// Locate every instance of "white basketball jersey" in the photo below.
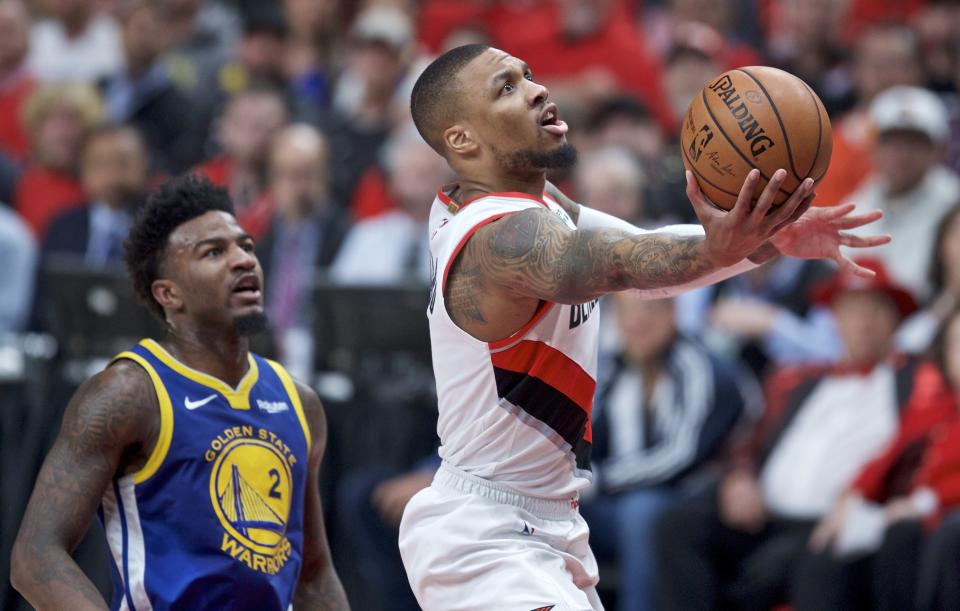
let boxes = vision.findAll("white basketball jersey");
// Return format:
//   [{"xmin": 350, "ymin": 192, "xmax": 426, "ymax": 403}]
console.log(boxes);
[{"xmin": 426, "ymin": 187, "xmax": 600, "ymax": 499}]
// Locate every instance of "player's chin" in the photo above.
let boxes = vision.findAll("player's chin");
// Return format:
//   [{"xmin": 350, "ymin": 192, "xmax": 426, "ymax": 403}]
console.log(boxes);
[{"xmin": 233, "ymin": 309, "xmax": 268, "ymax": 336}]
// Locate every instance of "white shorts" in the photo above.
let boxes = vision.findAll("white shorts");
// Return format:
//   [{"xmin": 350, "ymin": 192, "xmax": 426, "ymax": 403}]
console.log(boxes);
[{"xmin": 399, "ymin": 462, "xmax": 603, "ymax": 611}]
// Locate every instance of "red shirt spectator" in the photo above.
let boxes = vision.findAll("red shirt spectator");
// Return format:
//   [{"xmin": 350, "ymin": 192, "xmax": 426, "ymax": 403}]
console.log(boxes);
[
  {"xmin": 14, "ymin": 165, "xmax": 85, "ymax": 238},
  {"xmin": 0, "ymin": 70, "xmax": 35, "ymax": 161}
]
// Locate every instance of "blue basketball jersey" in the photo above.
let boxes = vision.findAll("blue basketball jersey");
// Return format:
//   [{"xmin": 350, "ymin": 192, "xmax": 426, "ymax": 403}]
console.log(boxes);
[{"xmin": 99, "ymin": 339, "xmax": 311, "ymax": 611}]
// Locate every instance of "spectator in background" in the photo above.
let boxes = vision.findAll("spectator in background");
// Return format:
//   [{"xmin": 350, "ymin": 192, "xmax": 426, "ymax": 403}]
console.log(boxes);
[
  {"xmin": 661, "ymin": 33, "xmax": 721, "ymax": 129},
  {"xmin": 193, "ymin": 86, "xmax": 288, "ymax": 237},
  {"xmin": 39, "ymin": 125, "xmax": 149, "ymax": 270},
  {"xmin": 0, "ymin": 0, "xmax": 36, "ymax": 162},
  {"xmin": 330, "ymin": 128, "xmax": 452, "ymax": 286},
  {"xmin": 321, "ymin": 6, "xmax": 417, "ymax": 207},
  {"xmin": 283, "ymin": 0, "xmax": 342, "ymax": 109},
  {"xmin": 899, "ymin": 205, "xmax": 960, "ymax": 354},
  {"xmin": 159, "ymin": 0, "xmax": 239, "ymax": 94},
  {"xmin": 0, "ymin": 205, "xmax": 35, "ymax": 333},
  {"xmin": 851, "ymin": 86, "xmax": 960, "ymax": 299},
  {"xmin": 103, "ymin": 0, "xmax": 203, "ymax": 174},
  {"xmin": 15, "ymin": 82, "xmax": 102, "ymax": 238},
  {"xmin": 764, "ymin": 0, "xmax": 853, "ymax": 116},
  {"xmin": 793, "ymin": 307, "xmax": 960, "ymax": 611},
  {"xmin": 257, "ymin": 124, "xmax": 350, "ymax": 378},
  {"xmin": 217, "ymin": 6, "xmax": 290, "ymax": 97},
  {"xmin": 654, "ymin": 259, "xmax": 917, "ymax": 611},
  {"xmin": 816, "ymin": 24, "xmax": 924, "ymax": 206},
  {"xmin": 680, "ymin": 256, "xmax": 837, "ymax": 377},
  {"xmin": 584, "ymin": 293, "xmax": 752, "ymax": 611},
  {"xmin": 492, "ymin": 0, "xmax": 672, "ymax": 130},
  {"xmin": 573, "ymin": 146, "xmax": 645, "ymax": 224},
  {"xmin": 28, "ymin": 0, "xmax": 122, "ymax": 83},
  {"xmin": 580, "ymin": 96, "xmax": 688, "ymax": 223}
]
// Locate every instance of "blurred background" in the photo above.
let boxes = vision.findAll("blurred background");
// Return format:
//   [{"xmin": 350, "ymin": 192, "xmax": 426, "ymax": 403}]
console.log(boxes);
[{"xmin": 3, "ymin": 0, "xmax": 960, "ymax": 610}]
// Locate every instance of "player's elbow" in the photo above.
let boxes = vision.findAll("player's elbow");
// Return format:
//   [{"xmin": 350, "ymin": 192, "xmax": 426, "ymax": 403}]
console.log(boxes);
[{"xmin": 10, "ymin": 535, "xmax": 36, "ymax": 596}]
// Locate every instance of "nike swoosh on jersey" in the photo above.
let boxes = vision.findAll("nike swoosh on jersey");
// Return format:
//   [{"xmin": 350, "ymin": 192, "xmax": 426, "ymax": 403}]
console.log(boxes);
[{"xmin": 184, "ymin": 394, "xmax": 218, "ymax": 410}]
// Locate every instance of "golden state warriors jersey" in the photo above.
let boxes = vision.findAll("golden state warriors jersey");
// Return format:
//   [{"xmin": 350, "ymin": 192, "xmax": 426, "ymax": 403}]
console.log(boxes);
[{"xmin": 99, "ymin": 339, "xmax": 311, "ymax": 611}]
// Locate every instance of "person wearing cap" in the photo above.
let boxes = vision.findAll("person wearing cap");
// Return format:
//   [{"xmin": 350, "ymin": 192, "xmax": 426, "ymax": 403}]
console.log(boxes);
[
  {"xmin": 654, "ymin": 258, "xmax": 920, "ymax": 611},
  {"xmin": 849, "ymin": 85, "xmax": 960, "ymax": 299},
  {"xmin": 793, "ymin": 306, "xmax": 960, "ymax": 611}
]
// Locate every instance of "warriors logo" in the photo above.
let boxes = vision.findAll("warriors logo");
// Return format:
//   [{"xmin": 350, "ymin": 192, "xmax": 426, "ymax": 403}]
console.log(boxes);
[{"xmin": 207, "ymin": 427, "xmax": 298, "ymax": 574}]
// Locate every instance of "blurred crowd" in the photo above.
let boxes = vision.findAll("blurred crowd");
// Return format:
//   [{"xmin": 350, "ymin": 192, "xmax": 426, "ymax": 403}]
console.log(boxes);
[{"xmin": 4, "ymin": 0, "xmax": 960, "ymax": 610}]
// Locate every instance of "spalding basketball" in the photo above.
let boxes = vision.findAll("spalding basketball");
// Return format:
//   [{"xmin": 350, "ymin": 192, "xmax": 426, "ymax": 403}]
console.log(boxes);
[{"xmin": 681, "ymin": 66, "xmax": 832, "ymax": 210}]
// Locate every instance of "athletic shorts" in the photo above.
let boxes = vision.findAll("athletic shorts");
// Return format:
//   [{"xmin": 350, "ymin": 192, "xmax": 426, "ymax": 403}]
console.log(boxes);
[{"xmin": 399, "ymin": 462, "xmax": 603, "ymax": 611}]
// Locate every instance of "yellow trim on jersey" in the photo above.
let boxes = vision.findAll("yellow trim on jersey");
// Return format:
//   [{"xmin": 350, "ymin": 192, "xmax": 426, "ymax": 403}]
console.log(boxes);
[
  {"xmin": 112, "ymin": 351, "xmax": 174, "ymax": 484},
  {"xmin": 266, "ymin": 359, "xmax": 312, "ymax": 451},
  {"xmin": 139, "ymin": 339, "xmax": 258, "ymax": 410}
]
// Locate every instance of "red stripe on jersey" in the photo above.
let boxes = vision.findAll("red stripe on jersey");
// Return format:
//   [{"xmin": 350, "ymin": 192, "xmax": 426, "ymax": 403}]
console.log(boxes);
[{"xmin": 490, "ymin": 340, "xmax": 595, "ymax": 441}]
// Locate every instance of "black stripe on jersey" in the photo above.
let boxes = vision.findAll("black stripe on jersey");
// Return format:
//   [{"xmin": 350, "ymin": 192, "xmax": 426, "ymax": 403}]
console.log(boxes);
[{"xmin": 493, "ymin": 368, "xmax": 592, "ymax": 471}]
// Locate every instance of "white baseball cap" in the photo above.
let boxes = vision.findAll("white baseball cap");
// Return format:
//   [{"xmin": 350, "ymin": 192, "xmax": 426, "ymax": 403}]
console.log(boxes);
[
  {"xmin": 869, "ymin": 86, "xmax": 950, "ymax": 143},
  {"xmin": 351, "ymin": 7, "xmax": 413, "ymax": 51}
]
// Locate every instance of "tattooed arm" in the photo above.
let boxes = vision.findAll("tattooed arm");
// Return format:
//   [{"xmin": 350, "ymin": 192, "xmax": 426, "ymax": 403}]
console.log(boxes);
[
  {"xmin": 293, "ymin": 382, "xmax": 350, "ymax": 611},
  {"xmin": 10, "ymin": 361, "xmax": 159, "ymax": 611}
]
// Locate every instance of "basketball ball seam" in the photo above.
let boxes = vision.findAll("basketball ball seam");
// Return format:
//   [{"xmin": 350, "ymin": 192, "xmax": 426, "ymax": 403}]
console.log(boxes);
[
  {"xmin": 680, "ymin": 139, "xmax": 743, "ymax": 203},
  {"xmin": 737, "ymin": 68, "xmax": 803, "ymax": 183},
  {"xmin": 798, "ymin": 81, "xmax": 824, "ymax": 179},
  {"xmin": 699, "ymin": 88, "xmax": 793, "ymax": 199}
]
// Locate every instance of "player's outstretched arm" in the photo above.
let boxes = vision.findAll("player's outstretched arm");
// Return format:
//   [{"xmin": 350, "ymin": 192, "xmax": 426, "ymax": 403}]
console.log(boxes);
[
  {"xmin": 472, "ymin": 168, "xmax": 813, "ymax": 305},
  {"xmin": 10, "ymin": 362, "xmax": 158, "ymax": 611},
  {"xmin": 292, "ymin": 381, "xmax": 350, "ymax": 611}
]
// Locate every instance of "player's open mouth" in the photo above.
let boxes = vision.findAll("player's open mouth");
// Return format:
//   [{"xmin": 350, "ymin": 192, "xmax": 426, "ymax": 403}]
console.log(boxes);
[
  {"xmin": 539, "ymin": 103, "xmax": 568, "ymax": 136},
  {"xmin": 232, "ymin": 275, "xmax": 262, "ymax": 301}
]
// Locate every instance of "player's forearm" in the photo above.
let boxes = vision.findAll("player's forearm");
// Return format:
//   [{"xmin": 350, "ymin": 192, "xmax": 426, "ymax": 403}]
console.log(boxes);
[
  {"xmin": 293, "ymin": 565, "xmax": 350, "ymax": 610},
  {"xmin": 10, "ymin": 547, "xmax": 108, "ymax": 611},
  {"xmin": 576, "ymin": 205, "xmax": 776, "ymax": 293}
]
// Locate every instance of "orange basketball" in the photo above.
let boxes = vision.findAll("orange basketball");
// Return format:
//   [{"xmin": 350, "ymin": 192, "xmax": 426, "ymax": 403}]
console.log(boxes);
[{"xmin": 680, "ymin": 66, "xmax": 832, "ymax": 210}]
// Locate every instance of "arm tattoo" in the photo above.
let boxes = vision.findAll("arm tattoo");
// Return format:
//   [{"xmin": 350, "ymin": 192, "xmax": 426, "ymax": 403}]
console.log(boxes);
[
  {"xmin": 475, "ymin": 208, "xmax": 719, "ymax": 304},
  {"xmin": 11, "ymin": 362, "xmax": 158, "ymax": 610}
]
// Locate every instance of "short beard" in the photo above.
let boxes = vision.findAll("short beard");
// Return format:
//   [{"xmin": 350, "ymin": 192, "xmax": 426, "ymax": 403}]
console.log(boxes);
[
  {"xmin": 499, "ymin": 142, "xmax": 578, "ymax": 173},
  {"xmin": 234, "ymin": 312, "xmax": 268, "ymax": 336}
]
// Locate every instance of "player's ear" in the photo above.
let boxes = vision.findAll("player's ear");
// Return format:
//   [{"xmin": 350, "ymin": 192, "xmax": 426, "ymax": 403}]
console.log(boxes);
[
  {"xmin": 152, "ymin": 279, "xmax": 183, "ymax": 313},
  {"xmin": 443, "ymin": 123, "xmax": 478, "ymax": 157}
]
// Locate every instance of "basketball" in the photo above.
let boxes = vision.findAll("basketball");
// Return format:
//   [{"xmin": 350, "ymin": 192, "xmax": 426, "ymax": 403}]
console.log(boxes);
[{"xmin": 680, "ymin": 66, "xmax": 832, "ymax": 210}]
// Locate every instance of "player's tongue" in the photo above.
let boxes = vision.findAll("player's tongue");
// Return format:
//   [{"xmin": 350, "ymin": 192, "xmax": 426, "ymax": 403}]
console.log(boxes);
[{"xmin": 541, "ymin": 120, "xmax": 568, "ymax": 136}]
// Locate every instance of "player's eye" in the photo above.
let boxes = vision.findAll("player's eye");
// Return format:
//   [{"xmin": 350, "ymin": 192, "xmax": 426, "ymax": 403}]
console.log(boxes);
[
  {"xmin": 524, "ymin": 72, "xmax": 533, "ymax": 81},
  {"xmin": 240, "ymin": 242, "xmax": 254, "ymax": 252},
  {"xmin": 205, "ymin": 247, "xmax": 222, "ymax": 258},
  {"xmin": 501, "ymin": 82, "xmax": 514, "ymax": 95}
]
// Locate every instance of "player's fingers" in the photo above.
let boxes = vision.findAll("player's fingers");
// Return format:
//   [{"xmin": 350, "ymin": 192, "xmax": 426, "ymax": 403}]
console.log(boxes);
[
  {"xmin": 834, "ymin": 210, "xmax": 884, "ymax": 230},
  {"xmin": 837, "ymin": 254, "xmax": 878, "ymax": 278},
  {"xmin": 767, "ymin": 177, "xmax": 813, "ymax": 229},
  {"xmin": 817, "ymin": 202, "xmax": 856, "ymax": 221},
  {"xmin": 686, "ymin": 170, "xmax": 724, "ymax": 220},
  {"xmin": 750, "ymin": 169, "xmax": 786, "ymax": 220},
  {"xmin": 839, "ymin": 232, "xmax": 892, "ymax": 248},
  {"xmin": 769, "ymin": 192, "xmax": 815, "ymax": 235},
  {"xmin": 729, "ymin": 169, "xmax": 762, "ymax": 221}
]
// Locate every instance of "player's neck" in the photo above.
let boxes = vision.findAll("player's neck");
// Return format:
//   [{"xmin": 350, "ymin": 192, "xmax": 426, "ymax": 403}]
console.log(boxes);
[
  {"xmin": 452, "ymin": 172, "xmax": 546, "ymax": 204},
  {"xmin": 162, "ymin": 324, "xmax": 251, "ymax": 388}
]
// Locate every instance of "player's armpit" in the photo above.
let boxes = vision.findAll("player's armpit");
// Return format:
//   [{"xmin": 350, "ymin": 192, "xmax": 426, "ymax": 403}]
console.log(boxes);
[
  {"xmin": 292, "ymin": 382, "xmax": 350, "ymax": 611},
  {"xmin": 470, "ymin": 207, "xmax": 720, "ymax": 305},
  {"xmin": 10, "ymin": 361, "xmax": 158, "ymax": 611}
]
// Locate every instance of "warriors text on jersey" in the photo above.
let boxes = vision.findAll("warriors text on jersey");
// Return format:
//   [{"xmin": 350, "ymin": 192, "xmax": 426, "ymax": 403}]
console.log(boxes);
[
  {"xmin": 99, "ymin": 339, "xmax": 311, "ymax": 610},
  {"xmin": 427, "ymin": 188, "xmax": 600, "ymax": 499}
]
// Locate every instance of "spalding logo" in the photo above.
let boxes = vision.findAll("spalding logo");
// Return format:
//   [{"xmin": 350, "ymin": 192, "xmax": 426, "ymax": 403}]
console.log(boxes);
[{"xmin": 708, "ymin": 75, "xmax": 776, "ymax": 158}]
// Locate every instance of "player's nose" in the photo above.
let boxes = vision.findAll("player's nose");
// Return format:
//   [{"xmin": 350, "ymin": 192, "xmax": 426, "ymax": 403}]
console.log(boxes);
[
  {"xmin": 230, "ymin": 244, "xmax": 257, "ymax": 270},
  {"xmin": 527, "ymin": 80, "xmax": 549, "ymax": 108}
]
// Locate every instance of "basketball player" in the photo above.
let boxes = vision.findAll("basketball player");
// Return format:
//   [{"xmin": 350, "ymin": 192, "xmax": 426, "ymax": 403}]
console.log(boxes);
[
  {"xmin": 11, "ymin": 177, "xmax": 349, "ymax": 611},
  {"xmin": 400, "ymin": 44, "xmax": 890, "ymax": 610}
]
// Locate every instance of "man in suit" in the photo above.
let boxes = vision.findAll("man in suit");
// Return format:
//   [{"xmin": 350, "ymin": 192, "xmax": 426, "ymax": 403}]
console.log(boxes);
[
  {"xmin": 40, "ymin": 124, "xmax": 149, "ymax": 267},
  {"xmin": 256, "ymin": 123, "xmax": 349, "ymax": 376}
]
